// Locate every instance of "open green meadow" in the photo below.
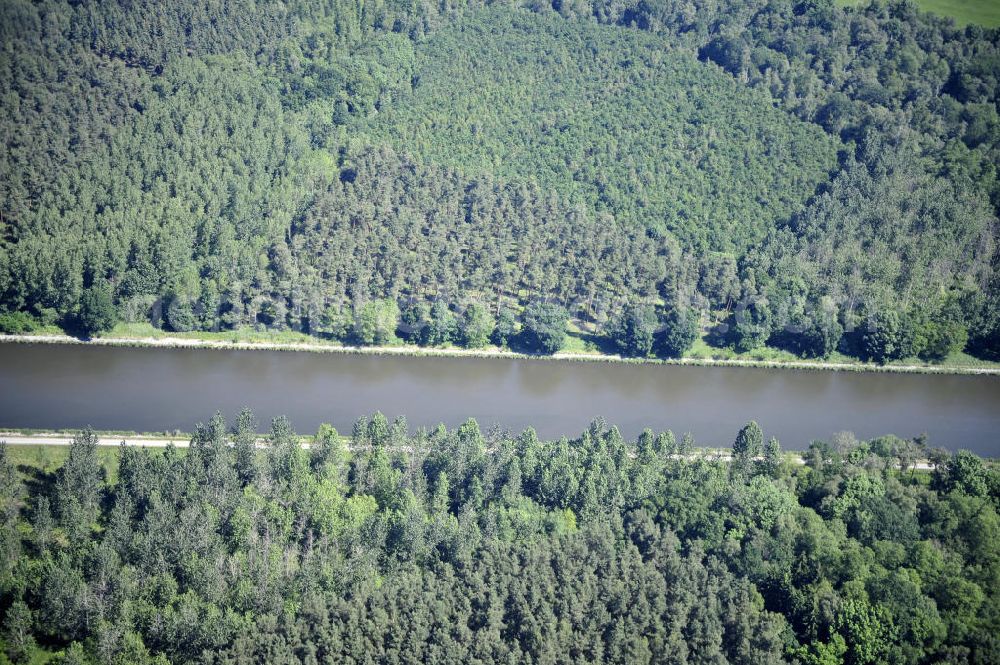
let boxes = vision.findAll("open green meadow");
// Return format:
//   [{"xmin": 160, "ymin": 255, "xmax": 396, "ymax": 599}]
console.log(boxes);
[{"xmin": 838, "ymin": 0, "xmax": 1000, "ymax": 27}]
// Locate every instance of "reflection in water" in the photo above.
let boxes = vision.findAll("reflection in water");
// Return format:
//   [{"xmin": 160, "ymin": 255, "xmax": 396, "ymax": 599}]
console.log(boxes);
[{"xmin": 0, "ymin": 343, "xmax": 998, "ymax": 454}]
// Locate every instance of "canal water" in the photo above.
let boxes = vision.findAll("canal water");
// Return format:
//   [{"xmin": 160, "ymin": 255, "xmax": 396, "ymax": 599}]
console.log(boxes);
[{"xmin": 1, "ymin": 343, "xmax": 998, "ymax": 454}]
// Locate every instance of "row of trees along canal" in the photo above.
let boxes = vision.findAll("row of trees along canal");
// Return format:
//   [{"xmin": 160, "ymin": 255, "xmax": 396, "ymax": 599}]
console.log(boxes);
[{"xmin": 13, "ymin": 289, "xmax": 972, "ymax": 366}]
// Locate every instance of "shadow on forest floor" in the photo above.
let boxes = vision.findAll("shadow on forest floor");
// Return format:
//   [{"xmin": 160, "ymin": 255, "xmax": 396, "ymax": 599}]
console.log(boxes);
[
  {"xmin": 18, "ymin": 464, "xmax": 57, "ymax": 507},
  {"xmin": 565, "ymin": 329, "xmax": 619, "ymax": 355}
]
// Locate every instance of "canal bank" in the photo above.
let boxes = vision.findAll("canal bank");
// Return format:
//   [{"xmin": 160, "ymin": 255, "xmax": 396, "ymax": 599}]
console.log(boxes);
[
  {"xmin": 1, "ymin": 341, "xmax": 998, "ymax": 455},
  {"xmin": 3, "ymin": 332, "xmax": 999, "ymax": 376}
]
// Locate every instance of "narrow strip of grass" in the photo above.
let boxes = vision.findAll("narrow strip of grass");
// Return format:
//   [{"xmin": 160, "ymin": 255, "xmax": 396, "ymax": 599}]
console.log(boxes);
[
  {"xmin": 5, "ymin": 444, "xmax": 126, "ymax": 483},
  {"xmin": 836, "ymin": 0, "xmax": 1000, "ymax": 27}
]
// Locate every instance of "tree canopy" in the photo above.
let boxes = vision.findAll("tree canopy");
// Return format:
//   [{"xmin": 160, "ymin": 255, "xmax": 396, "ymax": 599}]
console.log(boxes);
[
  {"xmin": 0, "ymin": 411, "xmax": 998, "ymax": 663},
  {"xmin": 0, "ymin": 0, "xmax": 997, "ymax": 363}
]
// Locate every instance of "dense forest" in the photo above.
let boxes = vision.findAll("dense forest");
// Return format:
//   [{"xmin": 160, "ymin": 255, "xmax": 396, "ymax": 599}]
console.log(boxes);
[
  {"xmin": 0, "ymin": 413, "xmax": 998, "ymax": 663},
  {"xmin": 1, "ymin": 0, "xmax": 999, "ymax": 362}
]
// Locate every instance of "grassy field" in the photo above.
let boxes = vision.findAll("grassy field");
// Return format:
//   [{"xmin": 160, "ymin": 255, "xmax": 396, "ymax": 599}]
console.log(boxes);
[
  {"xmin": 837, "ymin": 0, "xmax": 1000, "ymax": 27},
  {"xmin": 4, "ymin": 443, "xmax": 130, "ymax": 484},
  {"xmin": 0, "ymin": 644, "xmax": 58, "ymax": 664}
]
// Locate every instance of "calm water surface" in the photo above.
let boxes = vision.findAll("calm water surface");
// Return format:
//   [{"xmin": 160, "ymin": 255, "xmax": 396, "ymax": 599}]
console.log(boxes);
[{"xmin": 1, "ymin": 343, "xmax": 998, "ymax": 454}]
